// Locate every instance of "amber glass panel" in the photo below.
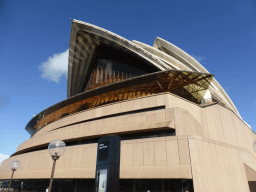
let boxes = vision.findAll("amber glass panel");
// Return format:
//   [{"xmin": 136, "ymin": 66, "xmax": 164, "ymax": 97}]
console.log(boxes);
[{"xmin": 85, "ymin": 59, "xmax": 150, "ymax": 91}]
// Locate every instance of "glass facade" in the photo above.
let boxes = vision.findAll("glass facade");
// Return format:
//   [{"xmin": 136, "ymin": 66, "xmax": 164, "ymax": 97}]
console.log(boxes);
[
  {"xmin": 84, "ymin": 44, "xmax": 159, "ymax": 92},
  {"xmin": 85, "ymin": 59, "xmax": 151, "ymax": 91},
  {"xmin": 1, "ymin": 179, "xmax": 194, "ymax": 192}
]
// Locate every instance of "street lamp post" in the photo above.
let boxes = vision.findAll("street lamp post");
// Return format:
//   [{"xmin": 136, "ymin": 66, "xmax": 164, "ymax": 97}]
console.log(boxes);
[
  {"xmin": 48, "ymin": 140, "xmax": 66, "ymax": 192},
  {"xmin": 9, "ymin": 160, "xmax": 21, "ymax": 190}
]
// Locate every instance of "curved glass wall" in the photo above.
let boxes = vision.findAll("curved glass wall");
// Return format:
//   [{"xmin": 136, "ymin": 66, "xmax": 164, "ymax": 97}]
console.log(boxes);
[
  {"xmin": 85, "ymin": 59, "xmax": 154, "ymax": 91},
  {"xmin": 84, "ymin": 44, "xmax": 160, "ymax": 92}
]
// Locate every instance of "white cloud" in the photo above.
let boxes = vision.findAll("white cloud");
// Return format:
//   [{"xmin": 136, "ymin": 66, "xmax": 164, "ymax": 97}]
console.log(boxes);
[
  {"xmin": 39, "ymin": 49, "xmax": 69, "ymax": 83},
  {"xmin": 0, "ymin": 153, "xmax": 9, "ymax": 165},
  {"xmin": 191, "ymin": 54, "xmax": 206, "ymax": 62}
]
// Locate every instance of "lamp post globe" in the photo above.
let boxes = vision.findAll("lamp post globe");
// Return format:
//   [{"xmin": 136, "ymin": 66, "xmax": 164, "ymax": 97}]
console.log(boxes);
[
  {"xmin": 48, "ymin": 140, "xmax": 66, "ymax": 192},
  {"xmin": 10, "ymin": 160, "xmax": 21, "ymax": 171},
  {"xmin": 48, "ymin": 139, "xmax": 66, "ymax": 157},
  {"xmin": 9, "ymin": 160, "xmax": 20, "ymax": 189}
]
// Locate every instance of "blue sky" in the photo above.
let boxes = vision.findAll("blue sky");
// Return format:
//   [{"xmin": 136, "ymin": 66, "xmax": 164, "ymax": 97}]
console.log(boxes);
[{"xmin": 1, "ymin": 0, "xmax": 256, "ymax": 164}]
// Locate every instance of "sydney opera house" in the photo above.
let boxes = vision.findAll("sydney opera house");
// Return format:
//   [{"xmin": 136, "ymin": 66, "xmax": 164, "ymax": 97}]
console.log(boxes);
[{"xmin": 1, "ymin": 19, "xmax": 256, "ymax": 192}]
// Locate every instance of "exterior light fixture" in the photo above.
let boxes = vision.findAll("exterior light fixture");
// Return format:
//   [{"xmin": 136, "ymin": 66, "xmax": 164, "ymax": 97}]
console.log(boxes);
[
  {"xmin": 48, "ymin": 140, "xmax": 66, "ymax": 192},
  {"xmin": 9, "ymin": 160, "xmax": 21, "ymax": 189}
]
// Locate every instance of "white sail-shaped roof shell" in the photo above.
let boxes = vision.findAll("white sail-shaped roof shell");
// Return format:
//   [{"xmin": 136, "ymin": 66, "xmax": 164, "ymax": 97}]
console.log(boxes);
[
  {"xmin": 68, "ymin": 19, "xmax": 241, "ymax": 120},
  {"xmin": 132, "ymin": 38, "xmax": 240, "ymax": 118}
]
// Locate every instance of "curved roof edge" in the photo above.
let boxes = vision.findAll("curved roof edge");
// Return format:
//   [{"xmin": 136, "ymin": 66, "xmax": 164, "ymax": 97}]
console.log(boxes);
[
  {"xmin": 132, "ymin": 40, "xmax": 191, "ymax": 71},
  {"xmin": 154, "ymin": 37, "xmax": 209, "ymax": 73},
  {"xmin": 68, "ymin": 19, "xmax": 171, "ymax": 97},
  {"xmin": 153, "ymin": 37, "xmax": 241, "ymax": 118}
]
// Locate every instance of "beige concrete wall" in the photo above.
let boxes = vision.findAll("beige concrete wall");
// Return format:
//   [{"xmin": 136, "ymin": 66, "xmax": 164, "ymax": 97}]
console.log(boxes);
[
  {"xmin": 189, "ymin": 137, "xmax": 251, "ymax": 192},
  {"xmin": 203, "ymin": 104, "xmax": 256, "ymax": 171},
  {"xmin": 17, "ymin": 93, "xmax": 203, "ymax": 153},
  {"xmin": 2, "ymin": 137, "xmax": 253, "ymax": 192},
  {"xmin": 17, "ymin": 93, "xmax": 168, "ymax": 151},
  {"xmin": 204, "ymin": 103, "xmax": 256, "ymax": 150},
  {"xmin": 16, "ymin": 110, "xmax": 175, "ymax": 152},
  {"xmin": 164, "ymin": 94, "xmax": 203, "ymax": 126},
  {"xmin": 1, "ymin": 93, "xmax": 256, "ymax": 192},
  {"xmin": 0, "ymin": 136, "xmax": 191, "ymax": 180}
]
